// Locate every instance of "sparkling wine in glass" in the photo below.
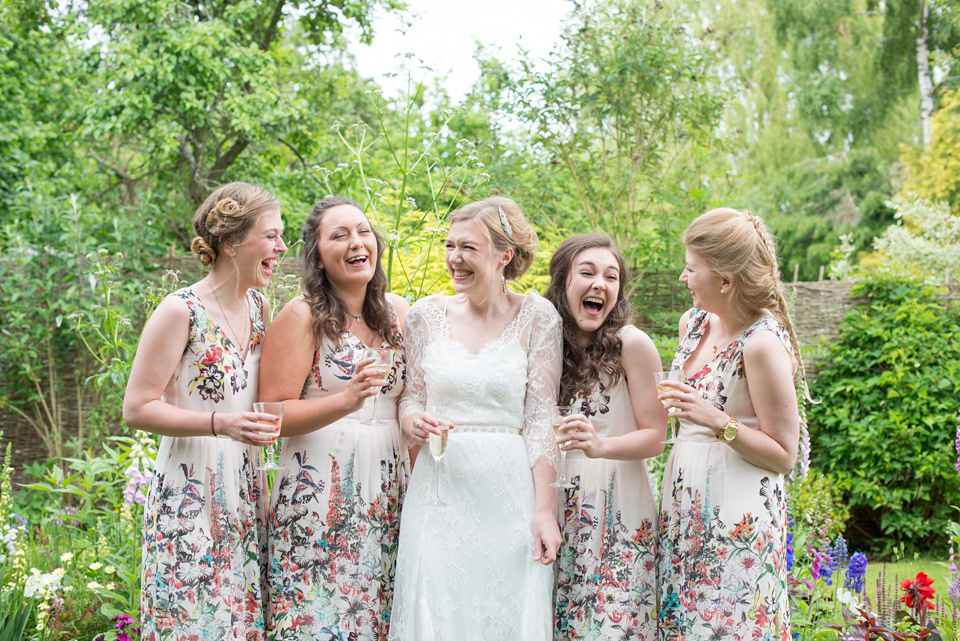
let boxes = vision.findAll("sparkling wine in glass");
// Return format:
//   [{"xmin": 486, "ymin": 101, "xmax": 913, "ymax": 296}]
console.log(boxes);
[
  {"xmin": 429, "ymin": 424, "xmax": 449, "ymax": 507},
  {"xmin": 253, "ymin": 401, "xmax": 283, "ymax": 471},
  {"xmin": 654, "ymin": 371, "xmax": 682, "ymax": 444},
  {"xmin": 550, "ymin": 405, "xmax": 575, "ymax": 489},
  {"xmin": 360, "ymin": 347, "xmax": 393, "ymax": 426}
]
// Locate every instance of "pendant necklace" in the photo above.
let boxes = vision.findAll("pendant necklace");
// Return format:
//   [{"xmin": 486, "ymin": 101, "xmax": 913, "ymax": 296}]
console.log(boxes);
[{"xmin": 209, "ymin": 278, "xmax": 249, "ymax": 348}]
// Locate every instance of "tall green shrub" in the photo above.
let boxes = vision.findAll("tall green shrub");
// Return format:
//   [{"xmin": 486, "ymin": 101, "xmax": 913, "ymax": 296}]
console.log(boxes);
[{"xmin": 809, "ymin": 277, "xmax": 960, "ymax": 555}]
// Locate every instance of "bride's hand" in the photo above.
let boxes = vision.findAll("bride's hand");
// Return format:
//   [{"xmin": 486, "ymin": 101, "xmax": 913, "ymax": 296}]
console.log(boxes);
[
  {"xmin": 532, "ymin": 510, "xmax": 560, "ymax": 565},
  {"xmin": 401, "ymin": 412, "xmax": 453, "ymax": 444}
]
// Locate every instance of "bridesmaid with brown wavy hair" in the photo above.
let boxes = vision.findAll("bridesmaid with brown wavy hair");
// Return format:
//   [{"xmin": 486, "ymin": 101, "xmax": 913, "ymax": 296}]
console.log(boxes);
[
  {"xmin": 124, "ymin": 182, "xmax": 287, "ymax": 640},
  {"xmin": 545, "ymin": 234, "xmax": 666, "ymax": 641},
  {"xmin": 261, "ymin": 197, "xmax": 409, "ymax": 640}
]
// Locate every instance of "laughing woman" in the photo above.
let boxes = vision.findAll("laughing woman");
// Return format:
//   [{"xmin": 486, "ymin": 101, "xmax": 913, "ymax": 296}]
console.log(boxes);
[
  {"xmin": 124, "ymin": 182, "xmax": 287, "ymax": 641},
  {"xmin": 389, "ymin": 197, "xmax": 562, "ymax": 641},
  {"xmin": 261, "ymin": 197, "xmax": 408, "ymax": 640},
  {"xmin": 545, "ymin": 234, "xmax": 667, "ymax": 641},
  {"xmin": 657, "ymin": 208, "xmax": 807, "ymax": 640}
]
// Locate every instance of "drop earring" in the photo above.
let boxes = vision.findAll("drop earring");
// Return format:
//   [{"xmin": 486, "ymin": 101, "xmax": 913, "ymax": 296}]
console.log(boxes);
[{"xmin": 501, "ymin": 270, "xmax": 507, "ymax": 294}]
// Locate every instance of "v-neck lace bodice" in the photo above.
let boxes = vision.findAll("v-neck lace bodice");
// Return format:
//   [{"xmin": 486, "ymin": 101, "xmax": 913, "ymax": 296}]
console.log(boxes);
[{"xmin": 399, "ymin": 292, "xmax": 562, "ymax": 468}]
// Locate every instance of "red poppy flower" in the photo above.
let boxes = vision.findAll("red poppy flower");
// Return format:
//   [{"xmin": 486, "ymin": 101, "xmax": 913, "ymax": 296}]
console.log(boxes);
[{"xmin": 900, "ymin": 572, "xmax": 936, "ymax": 611}]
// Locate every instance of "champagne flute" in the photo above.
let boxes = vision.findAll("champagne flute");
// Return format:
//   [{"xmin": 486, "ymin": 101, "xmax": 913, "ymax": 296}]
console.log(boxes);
[
  {"xmin": 360, "ymin": 347, "xmax": 393, "ymax": 426},
  {"xmin": 428, "ymin": 423, "xmax": 450, "ymax": 507},
  {"xmin": 550, "ymin": 405, "xmax": 575, "ymax": 489},
  {"xmin": 253, "ymin": 401, "xmax": 283, "ymax": 471},
  {"xmin": 654, "ymin": 371, "xmax": 682, "ymax": 444}
]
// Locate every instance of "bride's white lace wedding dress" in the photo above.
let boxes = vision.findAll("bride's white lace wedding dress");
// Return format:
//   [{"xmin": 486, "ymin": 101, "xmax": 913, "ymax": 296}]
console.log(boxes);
[{"xmin": 388, "ymin": 292, "xmax": 562, "ymax": 641}]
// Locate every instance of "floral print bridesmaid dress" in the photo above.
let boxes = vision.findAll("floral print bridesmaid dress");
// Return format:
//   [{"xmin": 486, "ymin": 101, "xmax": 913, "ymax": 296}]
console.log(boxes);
[
  {"xmin": 555, "ymin": 335, "xmax": 658, "ymax": 641},
  {"xmin": 267, "ymin": 302, "xmax": 406, "ymax": 641},
  {"xmin": 658, "ymin": 309, "xmax": 793, "ymax": 641},
  {"xmin": 141, "ymin": 287, "xmax": 269, "ymax": 641}
]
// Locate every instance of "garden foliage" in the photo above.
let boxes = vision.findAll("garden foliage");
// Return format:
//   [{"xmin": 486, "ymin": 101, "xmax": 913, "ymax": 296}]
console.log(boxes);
[{"xmin": 808, "ymin": 277, "xmax": 960, "ymax": 555}]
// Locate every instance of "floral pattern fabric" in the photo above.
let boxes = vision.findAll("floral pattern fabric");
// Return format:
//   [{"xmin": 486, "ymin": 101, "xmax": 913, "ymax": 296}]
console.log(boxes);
[
  {"xmin": 555, "ymin": 330, "xmax": 658, "ymax": 641},
  {"xmin": 267, "ymin": 302, "xmax": 407, "ymax": 641},
  {"xmin": 141, "ymin": 287, "xmax": 269, "ymax": 641},
  {"xmin": 658, "ymin": 309, "xmax": 793, "ymax": 641}
]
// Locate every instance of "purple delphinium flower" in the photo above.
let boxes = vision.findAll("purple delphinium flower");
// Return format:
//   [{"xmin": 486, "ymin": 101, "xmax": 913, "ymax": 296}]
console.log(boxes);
[
  {"xmin": 845, "ymin": 551, "xmax": 868, "ymax": 593},
  {"xmin": 787, "ymin": 515, "xmax": 794, "ymax": 572},
  {"xmin": 949, "ymin": 576, "xmax": 960, "ymax": 602},
  {"xmin": 831, "ymin": 536, "xmax": 849, "ymax": 568},
  {"xmin": 821, "ymin": 552, "xmax": 835, "ymax": 586},
  {"xmin": 955, "ymin": 409, "xmax": 960, "ymax": 473}
]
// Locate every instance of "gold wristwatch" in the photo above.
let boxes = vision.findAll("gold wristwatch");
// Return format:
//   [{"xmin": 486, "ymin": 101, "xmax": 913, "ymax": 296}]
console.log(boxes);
[{"xmin": 717, "ymin": 416, "xmax": 739, "ymax": 444}]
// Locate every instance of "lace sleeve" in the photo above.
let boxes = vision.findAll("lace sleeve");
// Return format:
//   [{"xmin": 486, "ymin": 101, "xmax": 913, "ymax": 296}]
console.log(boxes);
[
  {"xmin": 398, "ymin": 301, "xmax": 429, "ymax": 423},
  {"xmin": 522, "ymin": 296, "xmax": 562, "ymax": 470}
]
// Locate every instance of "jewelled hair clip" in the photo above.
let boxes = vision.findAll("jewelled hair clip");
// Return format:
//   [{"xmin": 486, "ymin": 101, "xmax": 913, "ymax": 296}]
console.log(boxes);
[{"xmin": 498, "ymin": 206, "xmax": 514, "ymax": 240}]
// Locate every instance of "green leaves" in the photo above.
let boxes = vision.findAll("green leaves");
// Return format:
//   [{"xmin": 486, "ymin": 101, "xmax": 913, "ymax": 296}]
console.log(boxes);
[{"xmin": 808, "ymin": 276, "xmax": 960, "ymax": 555}]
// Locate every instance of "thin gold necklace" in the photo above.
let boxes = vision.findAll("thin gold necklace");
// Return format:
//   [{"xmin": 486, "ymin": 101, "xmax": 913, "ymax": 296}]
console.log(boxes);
[{"xmin": 208, "ymin": 279, "xmax": 249, "ymax": 348}]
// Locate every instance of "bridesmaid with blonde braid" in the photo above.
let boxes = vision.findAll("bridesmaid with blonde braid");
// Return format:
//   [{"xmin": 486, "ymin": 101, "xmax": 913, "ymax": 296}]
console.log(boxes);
[{"xmin": 657, "ymin": 208, "xmax": 810, "ymax": 640}]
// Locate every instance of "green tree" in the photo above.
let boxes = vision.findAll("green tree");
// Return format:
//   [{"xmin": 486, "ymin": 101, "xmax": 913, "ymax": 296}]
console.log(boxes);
[
  {"xmin": 72, "ymin": 0, "xmax": 403, "ymax": 211},
  {"xmin": 501, "ymin": 0, "xmax": 727, "ymax": 271}
]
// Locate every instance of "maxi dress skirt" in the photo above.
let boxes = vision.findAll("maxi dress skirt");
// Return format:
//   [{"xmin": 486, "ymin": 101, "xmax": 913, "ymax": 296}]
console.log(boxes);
[
  {"xmin": 658, "ymin": 310, "xmax": 793, "ymax": 641},
  {"xmin": 555, "ymin": 349, "xmax": 658, "ymax": 640},
  {"xmin": 388, "ymin": 292, "xmax": 563, "ymax": 641},
  {"xmin": 267, "ymin": 312, "xmax": 407, "ymax": 641}
]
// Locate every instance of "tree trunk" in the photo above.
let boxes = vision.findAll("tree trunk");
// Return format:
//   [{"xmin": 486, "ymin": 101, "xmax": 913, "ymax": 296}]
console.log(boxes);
[{"xmin": 917, "ymin": 0, "xmax": 935, "ymax": 148}]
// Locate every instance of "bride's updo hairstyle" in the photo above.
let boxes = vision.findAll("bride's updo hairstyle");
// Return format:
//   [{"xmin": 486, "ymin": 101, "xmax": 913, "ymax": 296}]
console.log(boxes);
[
  {"xmin": 448, "ymin": 196, "xmax": 538, "ymax": 280},
  {"xmin": 683, "ymin": 207, "xmax": 811, "ymax": 399},
  {"xmin": 190, "ymin": 182, "xmax": 280, "ymax": 267}
]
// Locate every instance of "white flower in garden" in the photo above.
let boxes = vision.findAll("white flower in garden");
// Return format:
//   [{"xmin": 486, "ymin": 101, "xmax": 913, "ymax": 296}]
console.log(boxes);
[
  {"xmin": 104, "ymin": 566, "xmax": 116, "ymax": 574},
  {"xmin": 64, "ymin": 585, "xmax": 74, "ymax": 592},
  {"xmin": 1, "ymin": 524, "xmax": 20, "ymax": 555},
  {"xmin": 106, "ymin": 582, "xmax": 116, "ymax": 590},
  {"xmin": 23, "ymin": 567, "xmax": 65, "ymax": 600},
  {"xmin": 59, "ymin": 552, "xmax": 74, "ymax": 563},
  {"xmin": 837, "ymin": 588, "xmax": 865, "ymax": 612},
  {"xmin": 89, "ymin": 562, "xmax": 102, "ymax": 571},
  {"xmin": 87, "ymin": 580, "xmax": 103, "ymax": 590}
]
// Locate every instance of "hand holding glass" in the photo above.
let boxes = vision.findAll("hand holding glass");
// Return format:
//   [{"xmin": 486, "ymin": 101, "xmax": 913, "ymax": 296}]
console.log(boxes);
[
  {"xmin": 550, "ymin": 406, "xmax": 575, "ymax": 489},
  {"xmin": 360, "ymin": 347, "xmax": 393, "ymax": 426},
  {"xmin": 253, "ymin": 401, "xmax": 283, "ymax": 471},
  {"xmin": 654, "ymin": 371, "xmax": 682, "ymax": 444}
]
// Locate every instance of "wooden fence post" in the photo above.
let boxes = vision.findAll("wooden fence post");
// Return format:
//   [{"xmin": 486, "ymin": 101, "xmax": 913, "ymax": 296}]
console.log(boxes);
[
  {"xmin": 792, "ymin": 264, "xmax": 799, "ymax": 283},
  {"xmin": 948, "ymin": 267, "xmax": 954, "ymax": 286},
  {"xmin": 818, "ymin": 266, "xmax": 824, "ymax": 282}
]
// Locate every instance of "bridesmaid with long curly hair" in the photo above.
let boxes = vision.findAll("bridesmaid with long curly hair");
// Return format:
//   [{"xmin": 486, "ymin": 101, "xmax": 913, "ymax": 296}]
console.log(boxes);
[
  {"xmin": 261, "ymin": 197, "xmax": 408, "ymax": 640},
  {"xmin": 545, "ymin": 234, "xmax": 666, "ymax": 641}
]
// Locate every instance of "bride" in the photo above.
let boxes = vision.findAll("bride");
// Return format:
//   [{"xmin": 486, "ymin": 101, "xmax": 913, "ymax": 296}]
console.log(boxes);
[{"xmin": 388, "ymin": 197, "xmax": 562, "ymax": 641}]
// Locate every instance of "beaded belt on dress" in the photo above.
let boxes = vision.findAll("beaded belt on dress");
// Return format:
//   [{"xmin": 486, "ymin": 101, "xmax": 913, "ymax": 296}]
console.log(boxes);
[{"xmin": 452, "ymin": 424, "xmax": 522, "ymax": 436}]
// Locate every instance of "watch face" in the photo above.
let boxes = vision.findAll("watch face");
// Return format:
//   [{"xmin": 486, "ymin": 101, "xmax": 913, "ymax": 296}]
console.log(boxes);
[{"xmin": 722, "ymin": 425, "xmax": 737, "ymax": 442}]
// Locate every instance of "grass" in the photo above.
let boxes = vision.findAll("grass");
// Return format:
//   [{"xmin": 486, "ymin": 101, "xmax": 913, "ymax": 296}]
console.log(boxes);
[
  {"xmin": 864, "ymin": 558, "xmax": 951, "ymax": 596},
  {"xmin": 859, "ymin": 557, "xmax": 955, "ymax": 619}
]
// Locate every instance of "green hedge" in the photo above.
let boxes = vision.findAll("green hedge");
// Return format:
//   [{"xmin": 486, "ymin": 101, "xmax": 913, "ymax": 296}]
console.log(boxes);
[{"xmin": 808, "ymin": 277, "xmax": 960, "ymax": 556}]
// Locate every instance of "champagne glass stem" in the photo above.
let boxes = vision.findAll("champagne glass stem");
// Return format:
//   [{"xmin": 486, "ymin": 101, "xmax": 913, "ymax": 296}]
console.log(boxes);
[
  {"xmin": 371, "ymin": 394, "xmax": 379, "ymax": 423},
  {"xmin": 558, "ymin": 450, "xmax": 568, "ymax": 484},
  {"xmin": 434, "ymin": 460, "xmax": 441, "ymax": 504}
]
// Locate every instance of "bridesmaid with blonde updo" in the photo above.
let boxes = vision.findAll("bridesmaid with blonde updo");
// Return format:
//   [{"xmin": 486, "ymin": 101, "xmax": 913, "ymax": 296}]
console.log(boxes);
[{"xmin": 124, "ymin": 182, "xmax": 287, "ymax": 641}]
